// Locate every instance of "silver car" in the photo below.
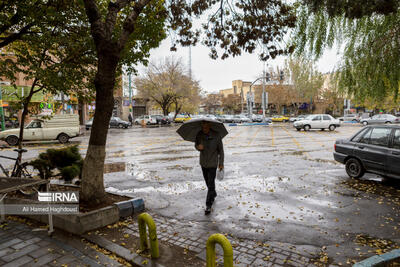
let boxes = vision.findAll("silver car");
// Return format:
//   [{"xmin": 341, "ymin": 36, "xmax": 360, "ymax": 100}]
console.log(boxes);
[{"xmin": 360, "ymin": 114, "xmax": 400, "ymax": 126}]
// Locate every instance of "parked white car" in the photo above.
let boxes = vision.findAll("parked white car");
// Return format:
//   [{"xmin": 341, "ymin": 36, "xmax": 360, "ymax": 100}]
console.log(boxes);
[
  {"xmin": 293, "ymin": 114, "xmax": 341, "ymax": 131},
  {"xmin": 234, "ymin": 114, "xmax": 251, "ymax": 123},
  {"xmin": 134, "ymin": 115, "xmax": 157, "ymax": 125},
  {"xmin": 0, "ymin": 114, "xmax": 80, "ymax": 146}
]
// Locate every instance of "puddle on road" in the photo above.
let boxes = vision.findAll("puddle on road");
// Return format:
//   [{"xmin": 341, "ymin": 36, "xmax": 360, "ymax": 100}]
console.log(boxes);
[
  {"xmin": 104, "ymin": 162, "xmax": 126, "ymax": 173},
  {"xmin": 166, "ymin": 165, "xmax": 193, "ymax": 171},
  {"xmin": 126, "ymin": 162, "xmax": 154, "ymax": 181},
  {"xmin": 140, "ymin": 155, "xmax": 196, "ymax": 164},
  {"xmin": 141, "ymin": 149, "xmax": 193, "ymax": 155}
]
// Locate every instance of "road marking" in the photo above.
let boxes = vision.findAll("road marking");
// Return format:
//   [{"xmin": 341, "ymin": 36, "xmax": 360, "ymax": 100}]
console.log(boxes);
[
  {"xmin": 248, "ymin": 127, "xmax": 262, "ymax": 145},
  {"xmin": 225, "ymin": 128, "xmax": 246, "ymax": 145},
  {"xmin": 270, "ymin": 126, "xmax": 275, "ymax": 146},
  {"xmin": 280, "ymin": 126, "xmax": 311, "ymax": 159},
  {"xmin": 301, "ymin": 131, "xmax": 325, "ymax": 147}
]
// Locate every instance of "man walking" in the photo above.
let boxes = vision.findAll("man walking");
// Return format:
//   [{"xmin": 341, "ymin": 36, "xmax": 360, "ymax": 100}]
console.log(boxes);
[
  {"xmin": 128, "ymin": 113, "xmax": 133, "ymax": 125},
  {"xmin": 195, "ymin": 121, "xmax": 224, "ymax": 215}
]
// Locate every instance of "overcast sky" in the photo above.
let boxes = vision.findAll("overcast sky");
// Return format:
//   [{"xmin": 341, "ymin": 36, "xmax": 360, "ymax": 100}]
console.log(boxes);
[{"xmin": 135, "ymin": 38, "xmax": 342, "ymax": 94}]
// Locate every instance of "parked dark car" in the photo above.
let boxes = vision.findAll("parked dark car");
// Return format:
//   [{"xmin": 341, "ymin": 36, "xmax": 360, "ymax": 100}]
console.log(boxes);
[
  {"xmin": 153, "ymin": 115, "xmax": 171, "ymax": 125},
  {"xmin": 86, "ymin": 116, "xmax": 131, "ymax": 130},
  {"xmin": 85, "ymin": 118, "xmax": 93, "ymax": 130},
  {"xmin": 109, "ymin": 117, "xmax": 131, "ymax": 128},
  {"xmin": 334, "ymin": 125, "xmax": 400, "ymax": 180}
]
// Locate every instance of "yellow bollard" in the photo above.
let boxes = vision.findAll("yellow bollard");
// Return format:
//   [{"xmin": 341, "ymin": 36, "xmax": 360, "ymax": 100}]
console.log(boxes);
[
  {"xmin": 138, "ymin": 213, "xmax": 159, "ymax": 258},
  {"xmin": 206, "ymin": 234, "xmax": 233, "ymax": 267}
]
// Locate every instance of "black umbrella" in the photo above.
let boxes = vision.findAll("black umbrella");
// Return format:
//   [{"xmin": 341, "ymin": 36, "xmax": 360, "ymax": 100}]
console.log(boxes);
[{"xmin": 176, "ymin": 118, "xmax": 228, "ymax": 142}]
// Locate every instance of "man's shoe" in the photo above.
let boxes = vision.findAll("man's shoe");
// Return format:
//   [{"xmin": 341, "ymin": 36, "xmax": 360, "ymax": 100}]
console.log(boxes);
[{"xmin": 205, "ymin": 206, "xmax": 211, "ymax": 215}]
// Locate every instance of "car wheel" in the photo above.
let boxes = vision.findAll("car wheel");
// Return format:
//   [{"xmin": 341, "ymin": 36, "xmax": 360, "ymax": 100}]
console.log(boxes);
[
  {"xmin": 329, "ymin": 125, "xmax": 336, "ymax": 131},
  {"xmin": 385, "ymin": 121, "xmax": 391, "ymax": 124},
  {"xmin": 345, "ymin": 158, "xmax": 365, "ymax": 178},
  {"xmin": 321, "ymin": 128, "xmax": 325, "ymax": 131},
  {"xmin": 118, "ymin": 123, "xmax": 124, "ymax": 128},
  {"xmin": 296, "ymin": 128, "xmax": 301, "ymax": 131},
  {"xmin": 5, "ymin": 135, "xmax": 18, "ymax": 146},
  {"xmin": 57, "ymin": 133, "xmax": 69, "ymax": 144},
  {"xmin": 362, "ymin": 121, "xmax": 368, "ymax": 126},
  {"xmin": 86, "ymin": 127, "xmax": 89, "ymax": 130},
  {"xmin": 304, "ymin": 125, "xmax": 311, "ymax": 131},
  {"xmin": 134, "ymin": 121, "xmax": 139, "ymax": 125}
]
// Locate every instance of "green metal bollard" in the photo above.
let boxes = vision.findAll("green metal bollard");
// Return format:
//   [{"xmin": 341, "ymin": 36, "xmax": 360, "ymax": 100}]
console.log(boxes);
[
  {"xmin": 138, "ymin": 213, "xmax": 159, "ymax": 258},
  {"xmin": 206, "ymin": 233, "xmax": 233, "ymax": 267}
]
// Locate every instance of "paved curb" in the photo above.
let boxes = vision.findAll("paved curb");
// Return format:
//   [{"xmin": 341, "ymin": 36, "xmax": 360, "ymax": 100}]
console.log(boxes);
[
  {"xmin": 115, "ymin": 198, "xmax": 145, "ymax": 218},
  {"xmin": 83, "ymin": 233, "xmax": 165, "ymax": 267},
  {"xmin": 4, "ymin": 197, "xmax": 144, "ymax": 234},
  {"xmin": 228, "ymin": 122, "xmax": 269, "ymax": 126},
  {"xmin": 353, "ymin": 249, "xmax": 400, "ymax": 267}
]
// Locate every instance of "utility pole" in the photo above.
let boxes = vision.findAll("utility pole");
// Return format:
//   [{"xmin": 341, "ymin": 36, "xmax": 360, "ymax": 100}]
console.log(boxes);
[
  {"xmin": 189, "ymin": 45, "xmax": 192, "ymax": 79},
  {"xmin": 61, "ymin": 92, "xmax": 65, "ymax": 114},
  {"xmin": 0, "ymin": 84, "xmax": 5, "ymax": 131},
  {"xmin": 128, "ymin": 72, "xmax": 132, "ymax": 113},
  {"xmin": 262, "ymin": 62, "xmax": 266, "ymax": 121}
]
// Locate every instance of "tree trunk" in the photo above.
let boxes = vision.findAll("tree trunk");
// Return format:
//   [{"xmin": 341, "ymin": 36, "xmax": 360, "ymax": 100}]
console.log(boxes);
[
  {"xmin": 81, "ymin": 53, "xmax": 118, "ymax": 203},
  {"xmin": 161, "ymin": 102, "xmax": 169, "ymax": 116},
  {"xmin": 173, "ymin": 100, "xmax": 182, "ymax": 120},
  {"xmin": 17, "ymin": 83, "xmax": 37, "ymax": 162}
]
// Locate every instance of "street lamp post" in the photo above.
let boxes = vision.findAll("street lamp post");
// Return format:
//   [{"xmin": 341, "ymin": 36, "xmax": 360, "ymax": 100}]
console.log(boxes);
[{"xmin": 249, "ymin": 77, "xmax": 267, "ymax": 121}]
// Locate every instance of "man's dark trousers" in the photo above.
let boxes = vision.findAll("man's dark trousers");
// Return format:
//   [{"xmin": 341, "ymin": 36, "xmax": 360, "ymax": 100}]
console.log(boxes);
[{"xmin": 201, "ymin": 167, "xmax": 217, "ymax": 207}]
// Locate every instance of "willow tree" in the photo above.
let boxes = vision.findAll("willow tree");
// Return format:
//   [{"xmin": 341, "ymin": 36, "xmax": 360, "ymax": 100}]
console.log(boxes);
[{"xmin": 292, "ymin": 1, "xmax": 400, "ymax": 103}]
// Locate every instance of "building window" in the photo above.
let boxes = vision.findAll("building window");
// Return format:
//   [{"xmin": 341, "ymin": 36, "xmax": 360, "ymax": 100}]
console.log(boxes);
[{"xmin": 233, "ymin": 86, "xmax": 237, "ymax": 94}]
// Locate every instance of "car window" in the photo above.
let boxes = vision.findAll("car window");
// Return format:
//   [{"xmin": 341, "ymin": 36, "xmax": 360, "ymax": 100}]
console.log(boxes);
[
  {"xmin": 27, "ymin": 121, "xmax": 42, "ymax": 128},
  {"xmin": 312, "ymin": 116, "xmax": 321, "ymax": 121},
  {"xmin": 359, "ymin": 128, "xmax": 372, "ymax": 144},
  {"xmin": 323, "ymin": 115, "xmax": 331, "ymax": 121},
  {"xmin": 393, "ymin": 130, "xmax": 400, "ymax": 149},
  {"xmin": 351, "ymin": 128, "xmax": 369, "ymax": 142},
  {"xmin": 372, "ymin": 115, "xmax": 379, "ymax": 119},
  {"xmin": 369, "ymin": 128, "xmax": 391, "ymax": 147}
]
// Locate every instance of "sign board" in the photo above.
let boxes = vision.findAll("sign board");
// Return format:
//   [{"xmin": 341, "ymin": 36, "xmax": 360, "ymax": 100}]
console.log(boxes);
[
  {"xmin": 40, "ymin": 103, "xmax": 53, "ymax": 109},
  {"xmin": 40, "ymin": 109, "xmax": 53, "ymax": 115}
]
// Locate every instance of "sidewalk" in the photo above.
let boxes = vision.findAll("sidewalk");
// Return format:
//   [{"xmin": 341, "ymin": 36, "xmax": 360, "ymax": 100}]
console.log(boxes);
[
  {"xmin": 0, "ymin": 218, "xmax": 123, "ymax": 267},
  {"xmin": 93, "ymin": 212, "xmax": 323, "ymax": 267}
]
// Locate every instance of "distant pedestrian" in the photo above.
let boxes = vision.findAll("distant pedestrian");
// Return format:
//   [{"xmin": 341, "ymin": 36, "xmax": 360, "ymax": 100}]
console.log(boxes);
[
  {"xmin": 195, "ymin": 121, "xmax": 224, "ymax": 215},
  {"xmin": 128, "ymin": 113, "xmax": 133, "ymax": 124}
]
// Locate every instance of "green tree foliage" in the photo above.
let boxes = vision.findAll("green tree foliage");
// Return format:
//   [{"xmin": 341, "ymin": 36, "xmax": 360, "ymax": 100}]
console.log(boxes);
[
  {"xmin": 0, "ymin": 1, "xmax": 85, "ymax": 49},
  {"xmin": 0, "ymin": 2, "xmax": 95, "ymax": 151},
  {"xmin": 293, "ymin": 1, "xmax": 400, "ymax": 103},
  {"xmin": 30, "ymin": 145, "xmax": 83, "ymax": 182}
]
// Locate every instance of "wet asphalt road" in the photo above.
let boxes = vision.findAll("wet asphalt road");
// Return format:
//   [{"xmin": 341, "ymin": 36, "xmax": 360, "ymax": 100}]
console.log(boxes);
[{"xmin": 1, "ymin": 123, "xmax": 400, "ymax": 264}]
